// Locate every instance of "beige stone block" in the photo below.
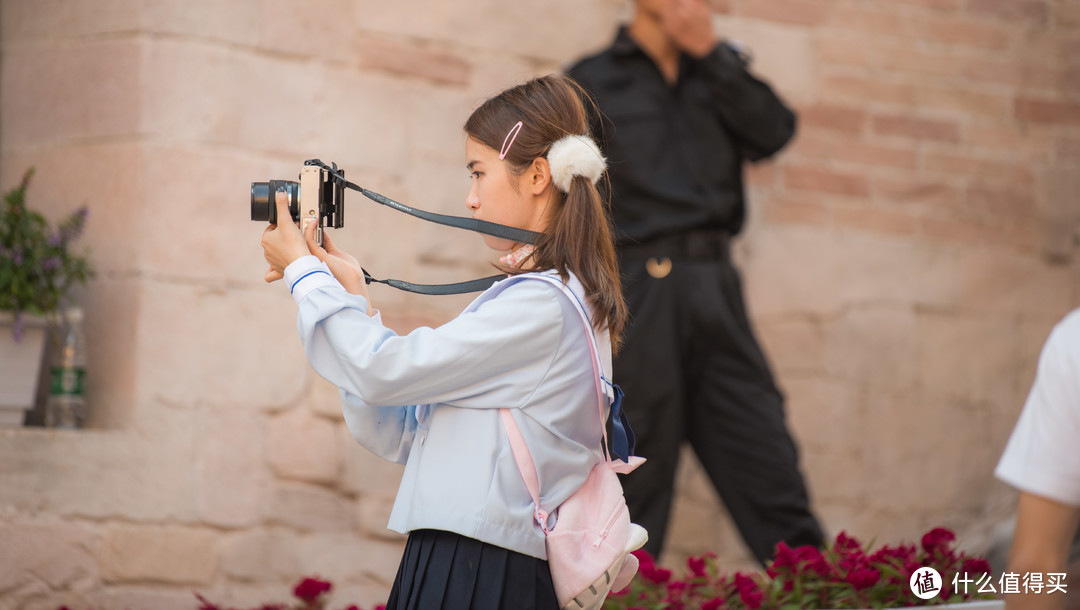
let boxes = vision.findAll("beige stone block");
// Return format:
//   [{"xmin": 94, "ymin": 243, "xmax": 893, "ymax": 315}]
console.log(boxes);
[
  {"xmin": 137, "ymin": 146, "xmax": 297, "ymax": 283},
  {"xmin": 100, "ymin": 524, "xmax": 218, "ymax": 584},
  {"xmin": 258, "ymin": 0, "xmax": 356, "ymax": 62},
  {"xmin": 861, "ymin": 391, "xmax": 995, "ymax": 515},
  {"xmin": 823, "ymin": 306, "xmax": 919, "ymax": 393},
  {"xmin": 197, "ymin": 409, "xmax": 267, "ymax": 527},
  {"xmin": 51, "ymin": 588, "xmax": 198, "ymax": 610},
  {"xmin": 0, "ymin": 0, "xmax": 142, "ymax": 42},
  {"xmin": 784, "ymin": 377, "xmax": 861, "ymax": 454},
  {"xmin": 299, "ymin": 533, "xmax": 404, "ymax": 586},
  {"xmin": 1036, "ymin": 166, "xmax": 1080, "ymax": 263},
  {"xmin": 0, "ymin": 421, "xmax": 198, "ymax": 522},
  {"xmin": 220, "ymin": 530, "xmax": 301, "ymax": 582},
  {"xmin": 916, "ymin": 312, "xmax": 1017, "ymax": 407},
  {"xmin": 353, "ymin": 36, "xmax": 471, "ymax": 86},
  {"xmin": 133, "ymin": 282, "xmax": 308, "ymax": 410},
  {"xmin": 740, "ymin": 228, "xmax": 928, "ymax": 318},
  {"xmin": 266, "ymin": 408, "xmax": 339, "ymax": 484},
  {"xmin": 338, "ymin": 423, "xmax": 406, "ymax": 497},
  {"xmin": 310, "ymin": 374, "xmax": 343, "ymax": 420},
  {"xmin": 0, "ymin": 522, "xmax": 98, "ymax": 592},
  {"xmin": 142, "ymin": 0, "xmax": 260, "ymax": 46},
  {"xmin": 318, "ymin": 67, "xmax": 415, "ymax": 175},
  {"xmin": 713, "ymin": 17, "xmax": 817, "ymax": 102},
  {"xmin": 756, "ymin": 318, "xmax": 828, "ymax": 375},
  {"xmin": 736, "ymin": 226, "xmax": 844, "ymax": 317},
  {"xmin": 0, "ymin": 39, "xmax": 142, "ymax": 149},
  {"xmin": 915, "ymin": 247, "xmax": 1075, "ymax": 317},
  {"xmin": 356, "ymin": 495, "xmax": 407, "ymax": 541},
  {"xmin": 140, "ymin": 40, "xmax": 324, "ymax": 156},
  {"xmin": 266, "ymin": 482, "xmax": 355, "ymax": 532},
  {"xmin": 352, "ymin": 0, "xmax": 621, "ymax": 64},
  {"xmin": 800, "ymin": 445, "xmax": 866, "ymax": 505}
]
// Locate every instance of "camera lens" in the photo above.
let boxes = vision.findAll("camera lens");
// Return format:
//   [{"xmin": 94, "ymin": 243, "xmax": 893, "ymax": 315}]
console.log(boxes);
[
  {"xmin": 250, "ymin": 180, "xmax": 299, "ymax": 224},
  {"xmin": 251, "ymin": 182, "xmax": 272, "ymax": 221}
]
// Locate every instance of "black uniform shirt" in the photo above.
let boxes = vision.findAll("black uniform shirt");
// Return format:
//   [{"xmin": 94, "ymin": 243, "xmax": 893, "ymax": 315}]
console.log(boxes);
[{"xmin": 567, "ymin": 28, "xmax": 797, "ymax": 244}]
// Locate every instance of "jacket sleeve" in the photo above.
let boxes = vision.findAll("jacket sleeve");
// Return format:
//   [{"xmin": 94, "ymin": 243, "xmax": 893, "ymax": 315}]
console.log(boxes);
[
  {"xmin": 694, "ymin": 43, "xmax": 797, "ymax": 161},
  {"xmin": 283, "ymin": 256, "xmax": 566, "ymax": 410}
]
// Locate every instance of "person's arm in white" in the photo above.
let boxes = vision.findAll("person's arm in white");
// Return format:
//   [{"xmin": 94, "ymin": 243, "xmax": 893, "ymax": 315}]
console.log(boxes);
[
  {"xmin": 996, "ymin": 312, "xmax": 1080, "ymax": 610},
  {"xmin": 1005, "ymin": 492, "xmax": 1079, "ymax": 610}
]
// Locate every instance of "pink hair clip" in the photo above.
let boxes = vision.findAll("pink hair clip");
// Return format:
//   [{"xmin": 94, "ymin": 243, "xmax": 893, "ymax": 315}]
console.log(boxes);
[{"xmin": 499, "ymin": 121, "xmax": 524, "ymax": 160}]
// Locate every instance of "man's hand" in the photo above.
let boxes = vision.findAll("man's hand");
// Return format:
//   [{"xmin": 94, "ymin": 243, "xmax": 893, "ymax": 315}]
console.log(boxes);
[{"xmin": 661, "ymin": 0, "xmax": 719, "ymax": 58}]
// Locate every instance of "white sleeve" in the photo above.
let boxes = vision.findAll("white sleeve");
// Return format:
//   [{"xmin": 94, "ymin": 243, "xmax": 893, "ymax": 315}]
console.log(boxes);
[
  {"xmin": 283, "ymin": 256, "xmax": 566, "ymax": 410},
  {"xmin": 995, "ymin": 312, "xmax": 1080, "ymax": 507}
]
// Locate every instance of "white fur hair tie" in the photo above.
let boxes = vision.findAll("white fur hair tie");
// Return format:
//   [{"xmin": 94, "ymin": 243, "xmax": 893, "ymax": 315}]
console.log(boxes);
[{"xmin": 547, "ymin": 134, "xmax": 606, "ymax": 193}]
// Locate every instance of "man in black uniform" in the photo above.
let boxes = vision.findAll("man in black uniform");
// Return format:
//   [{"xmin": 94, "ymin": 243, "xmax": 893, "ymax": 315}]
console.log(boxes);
[{"xmin": 568, "ymin": 0, "xmax": 825, "ymax": 563}]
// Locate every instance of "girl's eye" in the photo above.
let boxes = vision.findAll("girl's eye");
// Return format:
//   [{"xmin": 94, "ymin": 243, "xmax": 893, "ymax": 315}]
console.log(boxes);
[{"xmin": 470, "ymin": 171, "xmax": 482, "ymax": 179}]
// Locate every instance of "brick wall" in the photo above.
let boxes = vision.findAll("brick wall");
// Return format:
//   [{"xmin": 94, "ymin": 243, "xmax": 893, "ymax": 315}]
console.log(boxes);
[{"xmin": 0, "ymin": 0, "xmax": 1077, "ymax": 608}]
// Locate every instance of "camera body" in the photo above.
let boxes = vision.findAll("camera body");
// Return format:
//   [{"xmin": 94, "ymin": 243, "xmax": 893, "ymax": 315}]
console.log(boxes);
[{"xmin": 250, "ymin": 164, "xmax": 345, "ymax": 245}]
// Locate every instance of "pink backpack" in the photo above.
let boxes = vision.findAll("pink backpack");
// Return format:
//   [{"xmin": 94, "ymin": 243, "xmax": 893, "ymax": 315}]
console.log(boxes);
[{"xmin": 499, "ymin": 275, "xmax": 648, "ymax": 610}]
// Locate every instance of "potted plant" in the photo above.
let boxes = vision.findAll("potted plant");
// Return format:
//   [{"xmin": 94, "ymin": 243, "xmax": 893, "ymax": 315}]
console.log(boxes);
[
  {"xmin": 604, "ymin": 527, "xmax": 1003, "ymax": 609},
  {"xmin": 0, "ymin": 168, "xmax": 93, "ymax": 425}
]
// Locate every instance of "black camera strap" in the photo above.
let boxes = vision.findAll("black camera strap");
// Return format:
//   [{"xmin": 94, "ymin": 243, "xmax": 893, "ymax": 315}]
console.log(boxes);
[
  {"xmin": 362, "ymin": 270, "xmax": 505, "ymax": 296},
  {"xmin": 304, "ymin": 159, "xmax": 539, "ymax": 296},
  {"xmin": 305, "ymin": 159, "xmax": 540, "ymax": 246}
]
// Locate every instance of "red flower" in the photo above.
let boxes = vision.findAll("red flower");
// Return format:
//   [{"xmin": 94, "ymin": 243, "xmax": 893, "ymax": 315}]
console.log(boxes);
[
  {"xmin": 688, "ymin": 555, "xmax": 708, "ymax": 578},
  {"xmin": 770, "ymin": 541, "xmax": 797, "ymax": 572},
  {"xmin": 793, "ymin": 545, "xmax": 832, "ymax": 578},
  {"xmin": 640, "ymin": 561, "xmax": 672, "ymax": 585},
  {"xmin": 632, "ymin": 548, "xmax": 656, "ymax": 568},
  {"xmin": 834, "ymin": 531, "xmax": 862, "ymax": 555},
  {"xmin": 292, "ymin": 576, "xmax": 333, "ymax": 603},
  {"xmin": 961, "ymin": 557, "xmax": 992, "ymax": 576},
  {"xmin": 702, "ymin": 598, "xmax": 725, "ymax": 610},
  {"xmin": 921, "ymin": 528, "xmax": 956, "ymax": 555},
  {"xmin": 734, "ymin": 573, "xmax": 764, "ymax": 610},
  {"xmin": 847, "ymin": 566, "xmax": 882, "ymax": 590}
]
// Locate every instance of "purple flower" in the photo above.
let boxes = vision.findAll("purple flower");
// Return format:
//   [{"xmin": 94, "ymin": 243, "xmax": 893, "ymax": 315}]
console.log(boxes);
[
  {"xmin": 42, "ymin": 256, "xmax": 60, "ymax": 271},
  {"xmin": 48, "ymin": 232, "xmax": 62, "ymax": 247},
  {"xmin": 12, "ymin": 248, "xmax": 23, "ymax": 265}
]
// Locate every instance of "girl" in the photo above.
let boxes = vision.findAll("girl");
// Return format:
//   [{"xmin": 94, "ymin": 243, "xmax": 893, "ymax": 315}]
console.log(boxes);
[{"xmin": 261, "ymin": 74, "xmax": 627, "ymax": 609}]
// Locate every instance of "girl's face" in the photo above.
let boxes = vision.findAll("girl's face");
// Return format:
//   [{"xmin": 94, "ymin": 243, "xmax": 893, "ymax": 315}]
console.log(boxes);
[{"xmin": 464, "ymin": 136, "xmax": 548, "ymax": 252}]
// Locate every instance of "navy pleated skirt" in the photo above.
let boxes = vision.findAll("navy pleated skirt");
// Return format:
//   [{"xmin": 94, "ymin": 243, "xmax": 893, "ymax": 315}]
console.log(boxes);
[{"xmin": 385, "ymin": 529, "xmax": 559, "ymax": 610}]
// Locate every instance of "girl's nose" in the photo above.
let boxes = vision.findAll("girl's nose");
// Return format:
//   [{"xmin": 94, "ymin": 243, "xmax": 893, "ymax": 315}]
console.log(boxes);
[{"xmin": 466, "ymin": 193, "xmax": 480, "ymax": 211}]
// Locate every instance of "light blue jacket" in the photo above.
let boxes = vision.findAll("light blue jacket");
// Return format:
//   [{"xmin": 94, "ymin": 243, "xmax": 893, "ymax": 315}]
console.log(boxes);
[{"xmin": 283, "ymin": 255, "xmax": 610, "ymax": 559}]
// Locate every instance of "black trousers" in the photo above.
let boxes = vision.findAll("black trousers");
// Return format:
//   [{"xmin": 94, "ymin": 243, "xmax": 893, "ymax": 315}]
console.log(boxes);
[{"xmin": 615, "ymin": 230, "xmax": 825, "ymax": 564}]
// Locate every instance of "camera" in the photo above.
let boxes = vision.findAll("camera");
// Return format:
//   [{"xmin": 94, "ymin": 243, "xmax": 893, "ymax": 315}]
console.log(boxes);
[{"xmin": 251, "ymin": 163, "xmax": 344, "ymax": 245}]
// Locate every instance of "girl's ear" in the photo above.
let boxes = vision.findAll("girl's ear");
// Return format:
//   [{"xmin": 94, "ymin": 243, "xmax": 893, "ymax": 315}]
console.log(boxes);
[{"xmin": 527, "ymin": 157, "xmax": 552, "ymax": 196}]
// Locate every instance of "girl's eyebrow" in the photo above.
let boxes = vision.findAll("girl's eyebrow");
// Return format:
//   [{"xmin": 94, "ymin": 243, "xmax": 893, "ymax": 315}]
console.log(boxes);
[{"xmin": 466, "ymin": 160, "xmax": 481, "ymax": 170}]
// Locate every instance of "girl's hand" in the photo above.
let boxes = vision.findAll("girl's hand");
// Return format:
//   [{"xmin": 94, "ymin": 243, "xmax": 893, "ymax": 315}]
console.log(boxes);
[
  {"xmin": 304, "ymin": 222, "xmax": 374, "ymax": 310},
  {"xmin": 261, "ymin": 189, "xmax": 308, "ymax": 283}
]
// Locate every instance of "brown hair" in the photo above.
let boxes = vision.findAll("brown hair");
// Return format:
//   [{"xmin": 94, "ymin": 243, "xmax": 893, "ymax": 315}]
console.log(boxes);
[{"xmin": 464, "ymin": 74, "xmax": 626, "ymax": 349}]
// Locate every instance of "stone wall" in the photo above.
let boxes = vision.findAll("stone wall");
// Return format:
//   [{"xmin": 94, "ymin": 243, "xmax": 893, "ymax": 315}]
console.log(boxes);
[{"xmin": 1, "ymin": 1, "xmax": 1078, "ymax": 608}]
